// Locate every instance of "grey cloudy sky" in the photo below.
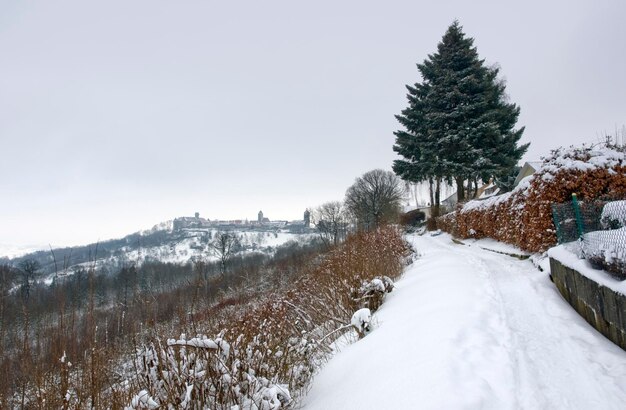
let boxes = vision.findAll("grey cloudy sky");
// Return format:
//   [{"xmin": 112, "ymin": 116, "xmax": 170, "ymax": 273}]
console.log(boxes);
[{"xmin": 1, "ymin": 0, "xmax": 625, "ymax": 249}]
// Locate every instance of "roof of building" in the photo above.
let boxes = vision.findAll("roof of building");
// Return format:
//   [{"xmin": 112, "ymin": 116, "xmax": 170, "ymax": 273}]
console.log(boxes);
[{"xmin": 513, "ymin": 161, "xmax": 542, "ymax": 187}]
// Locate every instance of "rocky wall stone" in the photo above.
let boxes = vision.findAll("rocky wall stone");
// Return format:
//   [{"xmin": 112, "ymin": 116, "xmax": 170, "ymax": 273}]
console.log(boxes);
[{"xmin": 549, "ymin": 258, "xmax": 626, "ymax": 351}]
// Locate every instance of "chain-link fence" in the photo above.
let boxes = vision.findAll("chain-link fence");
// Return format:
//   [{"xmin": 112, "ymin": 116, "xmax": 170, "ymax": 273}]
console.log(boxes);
[{"xmin": 551, "ymin": 195, "xmax": 626, "ymax": 280}]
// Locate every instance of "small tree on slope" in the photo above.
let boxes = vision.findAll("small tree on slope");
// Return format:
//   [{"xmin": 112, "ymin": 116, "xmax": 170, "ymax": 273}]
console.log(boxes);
[
  {"xmin": 210, "ymin": 231, "xmax": 240, "ymax": 278},
  {"xmin": 345, "ymin": 169, "xmax": 405, "ymax": 230}
]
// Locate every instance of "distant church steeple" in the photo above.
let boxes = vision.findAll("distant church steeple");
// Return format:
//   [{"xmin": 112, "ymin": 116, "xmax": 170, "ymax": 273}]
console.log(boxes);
[
  {"xmin": 258, "ymin": 210, "xmax": 263, "ymax": 223},
  {"xmin": 304, "ymin": 209, "xmax": 311, "ymax": 227}
]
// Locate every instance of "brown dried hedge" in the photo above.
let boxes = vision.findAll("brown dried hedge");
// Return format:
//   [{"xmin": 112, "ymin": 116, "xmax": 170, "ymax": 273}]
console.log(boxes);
[{"xmin": 437, "ymin": 145, "xmax": 626, "ymax": 253}]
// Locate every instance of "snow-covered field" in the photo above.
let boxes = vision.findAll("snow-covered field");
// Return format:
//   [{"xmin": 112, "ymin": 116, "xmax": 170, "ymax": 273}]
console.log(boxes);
[
  {"xmin": 8, "ymin": 230, "xmax": 317, "ymax": 287},
  {"xmin": 104, "ymin": 230, "xmax": 316, "ymax": 266},
  {"xmin": 0, "ymin": 243, "xmax": 47, "ymax": 259},
  {"xmin": 304, "ymin": 233, "xmax": 626, "ymax": 409}
]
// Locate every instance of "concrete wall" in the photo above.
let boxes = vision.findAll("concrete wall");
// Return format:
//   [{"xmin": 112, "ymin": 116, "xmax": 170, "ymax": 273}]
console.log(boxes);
[{"xmin": 550, "ymin": 258, "xmax": 626, "ymax": 350}]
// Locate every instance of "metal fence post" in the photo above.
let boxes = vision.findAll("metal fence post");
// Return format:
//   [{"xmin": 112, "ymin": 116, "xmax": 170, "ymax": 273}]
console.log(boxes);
[
  {"xmin": 572, "ymin": 193, "xmax": 584, "ymax": 239},
  {"xmin": 551, "ymin": 204, "xmax": 562, "ymax": 243}
]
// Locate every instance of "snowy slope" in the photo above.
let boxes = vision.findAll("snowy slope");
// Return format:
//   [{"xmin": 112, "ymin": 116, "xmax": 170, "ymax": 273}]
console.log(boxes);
[
  {"xmin": 5, "ymin": 227, "xmax": 317, "ymax": 281},
  {"xmin": 304, "ymin": 234, "xmax": 626, "ymax": 409},
  {"xmin": 0, "ymin": 243, "xmax": 47, "ymax": 259},
  {"xmin": 94, "ymin": 230, "xmax": 316, "ymax": 267}
]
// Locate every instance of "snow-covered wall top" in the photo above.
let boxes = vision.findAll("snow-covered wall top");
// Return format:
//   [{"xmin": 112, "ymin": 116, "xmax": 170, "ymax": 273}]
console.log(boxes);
[{"xmin": 548, "ymin": 244, "xmax": 626, "ymax": 295}]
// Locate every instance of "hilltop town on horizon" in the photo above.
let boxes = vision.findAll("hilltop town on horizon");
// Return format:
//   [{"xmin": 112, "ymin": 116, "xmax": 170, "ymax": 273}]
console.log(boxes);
[{"xmin": 172, "ymin": 209, "xmax": 312, "ymax": 232}]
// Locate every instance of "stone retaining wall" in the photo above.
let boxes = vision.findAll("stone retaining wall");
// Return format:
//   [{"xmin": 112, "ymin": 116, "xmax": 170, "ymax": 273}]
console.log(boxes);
[{"xmin": 550, "ymin": 258, "xmax": 626, "ymax": 350}]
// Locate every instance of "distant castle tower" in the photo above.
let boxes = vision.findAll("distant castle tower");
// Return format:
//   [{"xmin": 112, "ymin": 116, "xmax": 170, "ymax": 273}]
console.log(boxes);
[
  {"xmin": 258, "ymin": 210, "xmax": 263, "ymax": 223},
  {"xmin": 303, "ymin": 209, "xmax": 311, "ymax": 227},
  {"xmin": 195, "ymin": 212, "xmax": 200, "ymax": 219}
]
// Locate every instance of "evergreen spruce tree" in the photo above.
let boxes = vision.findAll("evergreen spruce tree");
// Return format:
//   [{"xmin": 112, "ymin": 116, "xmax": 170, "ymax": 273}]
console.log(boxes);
[
  {"xmin": 393, "ymin": 79, "xmax": 447, "ymax": 215},
  {"xmin": 393, "ymin": 20, "xmax": 528, "ymax": 203}
]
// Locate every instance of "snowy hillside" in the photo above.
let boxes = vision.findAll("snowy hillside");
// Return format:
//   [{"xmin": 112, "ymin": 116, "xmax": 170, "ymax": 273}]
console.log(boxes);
[
  {"xmin": 87, "ymin": 230, "xmax": 317, "ymax": 267},
  {"xmin": 0, "ymin": 243, "xmax": 46, "ymax": 259},
  {"xmin": 304, "ymin": 233, "xmax": 626, "ymax": 409},
  {"xmin": 2, "ymin": 225, "xmax": 317, "ymax": 284}
]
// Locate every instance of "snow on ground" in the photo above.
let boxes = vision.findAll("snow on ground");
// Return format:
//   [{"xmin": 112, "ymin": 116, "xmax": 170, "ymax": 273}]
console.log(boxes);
[
  {"xmin": 103, "ymin": 231, "xmax": 314, "ymax": 266},
  {"xmin": 457, "ymin": 237, "xmax": 531, "ymax": 257},
  {"xmin": 29, "ymin": 231, "xmax": 317, "ymax": 287},
  {"xmin": 261, "ymin": 231, "xmax": 316, "ymax": 248},
  {"xmin": 117, "ymin": 231, "xmax": 316, "ymax": 265},
  {"xmin": 304, "ymin": 233, "xmax": 626, "ymax": 410}
]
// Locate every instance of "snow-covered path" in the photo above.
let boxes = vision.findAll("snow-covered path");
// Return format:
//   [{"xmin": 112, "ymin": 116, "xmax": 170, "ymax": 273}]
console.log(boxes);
[{"xmin": 303, "ymin": 234, "xmax": 626, "ymax": 409}]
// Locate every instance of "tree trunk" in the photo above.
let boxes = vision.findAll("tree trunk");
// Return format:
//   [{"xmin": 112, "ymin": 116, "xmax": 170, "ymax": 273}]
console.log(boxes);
[
  {"xmin": 455, "ymin": 176, "xmax": 465, "ymax": 202},
  {"xmin": 434, "ymin": 177, "xmax": 441, "ymax": 217},
  {"xmin": 428, "ymin": 178, "xmax": 434, "ymax": 207},
  {"xmin": 473, "ymin": 176, "xmax": 479, "ymax": 199},
  {"xmin": 412, "ymin": 183, "xmax": 419, "ymax": 207}
]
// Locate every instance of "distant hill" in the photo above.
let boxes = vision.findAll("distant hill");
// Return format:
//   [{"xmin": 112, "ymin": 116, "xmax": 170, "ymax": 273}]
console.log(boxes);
[{"xmin": 1, "ymin": 222, "xmax": 317, "ymax": 278}]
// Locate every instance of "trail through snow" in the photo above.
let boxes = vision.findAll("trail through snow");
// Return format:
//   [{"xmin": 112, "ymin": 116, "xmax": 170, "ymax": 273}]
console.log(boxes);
[{"xmin": 303, "ymin": 234, "xmax": 626, "ymax": 409}]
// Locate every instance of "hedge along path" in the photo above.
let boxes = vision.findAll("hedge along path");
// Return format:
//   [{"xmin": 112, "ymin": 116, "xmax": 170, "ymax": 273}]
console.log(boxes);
[{"xmin": 438, "ymin": 145, "xmax": 626, "ymax": 253}]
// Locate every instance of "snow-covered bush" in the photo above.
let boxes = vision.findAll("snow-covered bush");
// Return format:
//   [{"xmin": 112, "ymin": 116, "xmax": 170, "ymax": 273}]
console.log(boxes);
[
  {"xmin": 579, "ymin": 200, "xmax": 626, "ymax": 279},
  {"xmin": 127, "ymin": 390, "xmax": 158, "ymax": 409},
  {"xmin": 351, "ymin": 308, "xmax": 372, "ymax": 338},
  {"xmin": 437, "ymin": 144, "xmax": 626, "ymax": 252},
  {"xmin": 600, "ymin": 200, "xmax": 626, "ymax": 229},
  {"xmin": 126, "ymin": 333, "xmax": 293, "ymax": 409},
  {"xmin": 351, "ymin": 276, "xmax": 394, "ymax": 312},
  {"xmin": 583, "ymin": 227, "xmax": 626, "ymax": 280}
]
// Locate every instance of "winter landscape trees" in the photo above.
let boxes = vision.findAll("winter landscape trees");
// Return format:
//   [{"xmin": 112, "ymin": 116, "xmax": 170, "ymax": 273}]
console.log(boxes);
[
  {"xmin": 393, "ymin": 20, "xmax": 529, "ymax": 209},
  {"xmin": 311, "ymin": 201, "xmax": 347, "ymax": 247},
  {"xmin": 0, "ymin": 159, "xmax": 417, "ymax": 407},
  {"xmin": 344, "ymin": 169, "xmax": 405, "ymax": 230},
  {"xmin": 0, "ymin": 223, "xmax": 410, "ymax": 408},
  {"xmin": 210, "ymin": 231, "xmax": 241, "ymax": 278},
  {"xmin": 0, "ymin": 239, "xmax": 328, "ymax": 407}
]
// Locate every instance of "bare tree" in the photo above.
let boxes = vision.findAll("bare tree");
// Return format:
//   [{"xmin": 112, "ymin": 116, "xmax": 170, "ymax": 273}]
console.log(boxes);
[
  {"xmin": 345, "ymin": 169, "xmax": 406, "ymax": 230},
  {"xmin": 210, "ymin": 232, "xmax": 240, "ymax": 278},
  {"xmin": 18, "ymin": 259, "xmax": 40, "ymax": 304},
  {"xmin": 312, "ymin": 201, "xmax": 347, "ymax": 247}
]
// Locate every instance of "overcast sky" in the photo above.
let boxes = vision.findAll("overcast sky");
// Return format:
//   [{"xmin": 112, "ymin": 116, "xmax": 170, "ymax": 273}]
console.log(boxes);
[{"xmin": 1, "ymin": 0, "xmax": 625, "ymax": 250}]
